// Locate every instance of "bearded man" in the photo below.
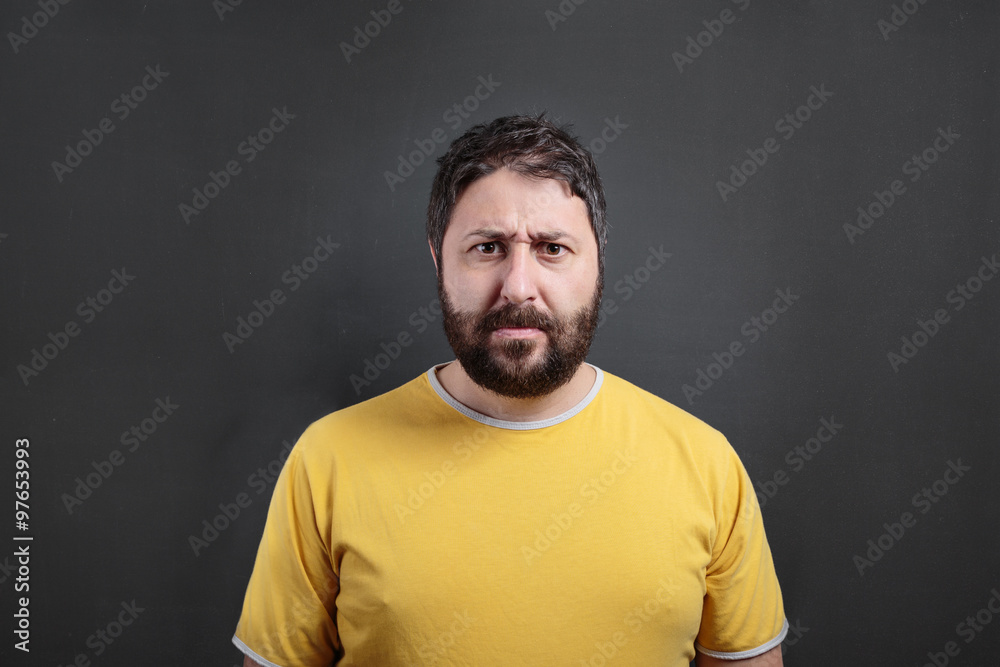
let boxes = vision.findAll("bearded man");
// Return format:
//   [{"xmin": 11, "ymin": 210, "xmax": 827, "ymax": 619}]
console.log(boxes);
[{"xmin": 234, "ymin": 115, "xmax": 787, "ymax": 666}]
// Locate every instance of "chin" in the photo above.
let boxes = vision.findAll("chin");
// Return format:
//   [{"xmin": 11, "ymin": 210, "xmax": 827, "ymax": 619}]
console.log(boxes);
[{"xmin": 491, "ymin": 337, "xmax": 545, "ymax": 363}]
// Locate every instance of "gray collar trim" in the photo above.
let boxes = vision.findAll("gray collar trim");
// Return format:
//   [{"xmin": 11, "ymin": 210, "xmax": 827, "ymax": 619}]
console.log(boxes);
[{"xmin": 426, "ymin": 363, "xmax": 604, "ymax": 431}]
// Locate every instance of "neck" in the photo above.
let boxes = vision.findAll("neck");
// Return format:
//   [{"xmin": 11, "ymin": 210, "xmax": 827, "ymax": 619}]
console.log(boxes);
[{"xmin": 435, "ymin": 361, "xmax": 596, "ymax": 422}]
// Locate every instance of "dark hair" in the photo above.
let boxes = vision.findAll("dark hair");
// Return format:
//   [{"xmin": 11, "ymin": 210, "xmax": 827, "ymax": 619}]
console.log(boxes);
[{"xmin": 427, "ymin": 114, "xmax": 608, "ymax": 273}]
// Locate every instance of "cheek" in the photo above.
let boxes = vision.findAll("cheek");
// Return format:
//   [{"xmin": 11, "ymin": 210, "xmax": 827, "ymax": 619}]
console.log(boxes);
[
  {"xmin": 444, "ymin": 269, "xmax": 496, "ymax": 309},
  {"xmin": 546, "ymin": 270, "xmax": 599, "ymax": 308}
]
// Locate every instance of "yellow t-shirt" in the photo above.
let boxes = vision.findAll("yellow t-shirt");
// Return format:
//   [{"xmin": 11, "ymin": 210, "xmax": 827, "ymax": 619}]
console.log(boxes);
[{"xmin": 234, "ymin": 365, "xmax": 786, "ymax": 666}]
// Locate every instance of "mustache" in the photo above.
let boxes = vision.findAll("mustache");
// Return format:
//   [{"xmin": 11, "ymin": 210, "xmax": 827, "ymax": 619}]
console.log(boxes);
[{"xmin": 475, "ymin": 304, "xmax": 556, "ymax": 335}]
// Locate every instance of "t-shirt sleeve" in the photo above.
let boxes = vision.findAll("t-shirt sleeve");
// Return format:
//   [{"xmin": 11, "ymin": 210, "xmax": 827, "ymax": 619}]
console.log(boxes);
[
  {"xmin": 695, "ymin": 447, "xmax": 788, "ymax": 660},
  {"xmin": 233, "ymin": 446, "xmax": 342, "ymax": 666}
]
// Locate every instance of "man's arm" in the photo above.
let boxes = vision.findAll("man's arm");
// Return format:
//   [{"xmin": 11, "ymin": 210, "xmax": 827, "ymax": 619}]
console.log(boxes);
[
  {"xmin": 243, "ymin": 656, "xmax": 263, "ymax": 667},
  {"xmin": 696, "ymin": 645, "xmax": 783, "ymax": 666}
]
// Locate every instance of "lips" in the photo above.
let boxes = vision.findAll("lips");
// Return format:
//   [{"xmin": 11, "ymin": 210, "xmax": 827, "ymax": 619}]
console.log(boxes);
[
  {"xmin": 478, "ymin": 304, "xmax": 553, "ymax": 337},
  {"xmin": 492, "ymin": 326, "xmax": 544, "ymax": 339}
]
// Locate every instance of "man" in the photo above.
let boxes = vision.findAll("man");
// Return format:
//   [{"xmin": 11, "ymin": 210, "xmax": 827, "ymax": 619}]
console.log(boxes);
[{"xmin": 234, "ymin": 115, "xmax": 787, "ymax": 666}]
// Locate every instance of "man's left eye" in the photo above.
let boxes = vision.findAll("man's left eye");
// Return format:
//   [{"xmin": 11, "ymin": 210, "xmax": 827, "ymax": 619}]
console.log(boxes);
[{"xmin": 543, "ymin": 243, "xmax": 564, "ymax": 256}]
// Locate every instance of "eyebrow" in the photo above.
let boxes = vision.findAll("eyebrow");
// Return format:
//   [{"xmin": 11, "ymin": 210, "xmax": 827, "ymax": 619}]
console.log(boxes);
[{"xmin": 463, "ymin": 228, "xmax": 570, "ymax": 243}]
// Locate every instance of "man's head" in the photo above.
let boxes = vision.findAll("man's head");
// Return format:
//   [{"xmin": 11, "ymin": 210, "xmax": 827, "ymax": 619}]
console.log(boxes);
[
  {"xmin": 427, "ymin": 114, "xmax": 608, "ymax": 276},
  {"xmin": 426, "ymin": 115, "xmax": 608, "ymax": 399}
]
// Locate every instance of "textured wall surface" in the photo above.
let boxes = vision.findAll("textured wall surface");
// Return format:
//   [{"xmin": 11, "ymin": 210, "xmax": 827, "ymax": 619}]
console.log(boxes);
[{"xmin": 1, "ymin": 1, "xmax": 998, "ymax": 665}]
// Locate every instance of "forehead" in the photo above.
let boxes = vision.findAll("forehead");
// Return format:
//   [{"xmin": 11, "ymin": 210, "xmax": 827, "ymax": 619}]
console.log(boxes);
[{"xmin": 446, "ymin": 169, "xmax": 591, "ymax": 240}]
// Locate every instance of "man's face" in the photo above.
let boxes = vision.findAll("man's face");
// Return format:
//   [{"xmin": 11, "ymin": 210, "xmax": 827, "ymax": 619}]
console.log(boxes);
[{"xmin": 436, "ymin": 168, "xmax": 602, "ymax": 398}]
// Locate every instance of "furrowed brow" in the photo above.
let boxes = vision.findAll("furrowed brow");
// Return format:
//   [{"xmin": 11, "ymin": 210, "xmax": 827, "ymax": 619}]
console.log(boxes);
[
  {"xmin": 462, "ymin": 228, "xmax": 575, "ymax": 243},
  {"xmin": 533, "ymin": 231, "xmax": 568, "ymax": 242},
  {"xmin": 464, "ymin": 228, "xmax": 508, "ymax": 241}
]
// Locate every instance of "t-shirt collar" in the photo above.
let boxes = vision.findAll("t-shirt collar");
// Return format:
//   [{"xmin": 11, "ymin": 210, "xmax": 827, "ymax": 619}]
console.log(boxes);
[{"xmin": 426, "ymin": 362, "xmax": 604, "ymax": 431}]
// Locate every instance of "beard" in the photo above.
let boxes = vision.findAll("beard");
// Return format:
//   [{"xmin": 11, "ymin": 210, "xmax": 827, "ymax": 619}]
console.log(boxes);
[{"xmin": 439, "ymin": 276, "xmax": 603, "ymax": 399}]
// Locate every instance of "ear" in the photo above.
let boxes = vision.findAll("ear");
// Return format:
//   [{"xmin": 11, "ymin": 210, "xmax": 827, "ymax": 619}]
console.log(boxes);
[{"xmin": 428, "ymin": 238, "xmax": 439, "ymax": 276}]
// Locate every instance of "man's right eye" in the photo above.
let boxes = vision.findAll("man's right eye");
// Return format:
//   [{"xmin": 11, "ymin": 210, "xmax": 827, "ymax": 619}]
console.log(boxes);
[{"xmin": 476, "ymin": 242, "xmax": 499, "ymax": 254}]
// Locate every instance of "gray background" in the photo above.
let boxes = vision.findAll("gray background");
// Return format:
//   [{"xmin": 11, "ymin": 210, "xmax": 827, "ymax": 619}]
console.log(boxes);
[{"xmin": 1, "ymin": 0, "xmax": 998, "ymax": 665}]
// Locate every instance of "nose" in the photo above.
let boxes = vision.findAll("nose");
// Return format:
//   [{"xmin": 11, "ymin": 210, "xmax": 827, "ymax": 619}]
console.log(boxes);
[{"xmin": 499, "ymin": 245, "xmax": 538, "ymax": 306}]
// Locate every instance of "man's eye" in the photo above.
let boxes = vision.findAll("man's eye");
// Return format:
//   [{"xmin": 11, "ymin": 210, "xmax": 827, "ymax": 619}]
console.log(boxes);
[
  {"xmin": 477, "ymin": 242, "xmax": 498, "ymax": 254},
  {"xmin": 543, "ymin": 243, "xmax": 564, "ymax": 256}
]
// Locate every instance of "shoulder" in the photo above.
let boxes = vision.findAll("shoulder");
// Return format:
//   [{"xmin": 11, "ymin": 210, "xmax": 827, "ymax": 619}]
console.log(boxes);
[
  {"xmin": 292, "ymin": 371, "xmax": 438, "ymax": 461},
  {"xmin": 597, "ymin": 370, "xmax": 733, "ymax": 455},
  {"xmin": 592, "ymin": 369, "xmax": 754, "ymax": 524},
  {"xmin": 593, "ymin": 369, "xmax": 748, "ymax": 500}
]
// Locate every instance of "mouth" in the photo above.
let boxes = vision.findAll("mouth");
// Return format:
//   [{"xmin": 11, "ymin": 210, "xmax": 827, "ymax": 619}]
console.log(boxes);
[{"xmin": 492, "ymin": 327, "xmax": 544, "ymax": 340}]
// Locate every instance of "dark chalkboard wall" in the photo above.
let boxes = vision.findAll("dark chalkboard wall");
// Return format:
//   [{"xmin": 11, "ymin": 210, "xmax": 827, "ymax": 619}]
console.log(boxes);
[{"xmin": 2, "ymin": 1, "xmax": 998, "ymax": 665}]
